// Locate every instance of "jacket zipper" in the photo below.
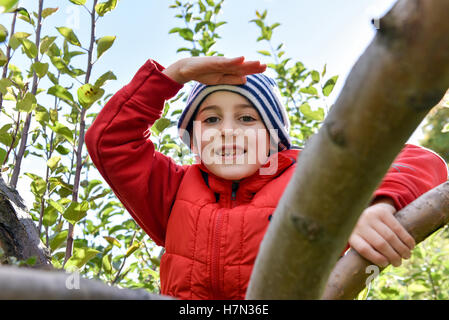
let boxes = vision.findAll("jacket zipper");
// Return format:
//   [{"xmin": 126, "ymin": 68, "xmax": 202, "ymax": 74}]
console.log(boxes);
[{"xmin": 210, "ymin": 181, "xmax": 239, "ymax": 299}]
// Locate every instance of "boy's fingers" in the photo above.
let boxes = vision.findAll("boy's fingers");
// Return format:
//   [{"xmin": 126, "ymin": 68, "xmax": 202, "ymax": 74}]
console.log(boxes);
[
  {"xmin": 362, "ymin": 227, "xmax": 402, "ymax": 267},
  {"xmin": 381, "ymin": 212, "xmax": 416, "ymax": 250},
  {"xmin": 371, "ymin": 220, "xmax": 411, "ymax": 260},
  {"xmin": 349, "ymin": 234, "xmax": 389, "ymax": 268},
  {"xmin": 217, "ymin": 58, "xmax": 266, "ymax": 74},
  {"xmin": 219, "ymin": 74, "xmax": 247, "ymax": 85}
]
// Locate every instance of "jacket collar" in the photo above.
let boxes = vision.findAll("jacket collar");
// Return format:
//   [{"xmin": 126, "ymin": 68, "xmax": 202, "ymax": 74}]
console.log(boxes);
[{"xmin": 197, "ymin": 149, "xmax": 300, "ymax": 205}]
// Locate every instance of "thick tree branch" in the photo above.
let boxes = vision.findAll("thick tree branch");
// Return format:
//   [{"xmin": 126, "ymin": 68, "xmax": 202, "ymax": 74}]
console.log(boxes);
[
  {"xmin": 0, "ymin": 266, "xmax": 173, "ymax": 299},
  {"xmin": 246, "ymin": 0, "xmax": 449, "ymax": 299},
  {"xmin": 0, "ymin": 177, "xmax": 51, "ymax": 268},
  {"xmin": 322, "ymin": 181, "xmax": 449, "ymax": 300}
]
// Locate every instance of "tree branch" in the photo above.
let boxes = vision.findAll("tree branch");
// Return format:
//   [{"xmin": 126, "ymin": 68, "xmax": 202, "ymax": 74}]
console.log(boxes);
[
  {"xmin": 246, "ymin": 0, "xmax": 449, "ymax": 299},
  {"xmin": 0, "ymin": 177, "xmax": 51, "ymax": 268},
  {"xmin": 322, "ymin": 180, "xmax": 449, "ymax": 299},
  {"xmin": 0, "ymin": 266, "xmax": 173, "ymax": 300},
  {"xmin": 9, "ymin": 0, "xmax": 44, "ymax": 189}
]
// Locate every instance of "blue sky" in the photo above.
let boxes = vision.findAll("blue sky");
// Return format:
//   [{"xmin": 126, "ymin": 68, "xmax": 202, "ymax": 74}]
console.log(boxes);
[{"xmin": 6, "ymin": 0, "xmax": 397, "ymax": 103}]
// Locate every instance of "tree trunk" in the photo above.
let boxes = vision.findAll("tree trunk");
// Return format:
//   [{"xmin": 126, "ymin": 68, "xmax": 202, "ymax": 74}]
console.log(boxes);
[
  {"xmin": 246, "ymin": 0, "xmax": 449, "ymax": 300},
  {"xmin": 322, "ymin": 180, "xmax": 449, "ymax": 300},
  {"xmin": 0, "ymin": 177, "xmax": 52, "ymax": 268}
]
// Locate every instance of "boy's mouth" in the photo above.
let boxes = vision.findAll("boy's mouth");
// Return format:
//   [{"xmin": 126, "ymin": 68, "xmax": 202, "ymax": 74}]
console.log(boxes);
[{"xmin": 214, "ymin": 145, "xmax": 246, "ymax": 157}]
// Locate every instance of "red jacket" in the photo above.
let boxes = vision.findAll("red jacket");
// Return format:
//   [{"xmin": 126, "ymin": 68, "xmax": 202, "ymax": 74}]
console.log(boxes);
[{"xmin": 85, "ymin": 59, "xmax": 448, "ymax": 300}]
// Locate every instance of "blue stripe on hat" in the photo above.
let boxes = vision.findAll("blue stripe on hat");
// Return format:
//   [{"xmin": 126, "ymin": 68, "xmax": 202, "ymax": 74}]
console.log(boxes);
[{"xmin": 252, "ymin": 74, "xmax": 289, "ymax": 128}]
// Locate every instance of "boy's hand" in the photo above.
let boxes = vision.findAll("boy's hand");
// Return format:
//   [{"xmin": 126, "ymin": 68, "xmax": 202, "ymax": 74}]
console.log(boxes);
[
  {"xmin": 162, "ymin": 56, "xmax": 266, "ymax": 85},
  {"xmin": 348, "ymin": 197, "xmax": 416, "ymax": 268}
]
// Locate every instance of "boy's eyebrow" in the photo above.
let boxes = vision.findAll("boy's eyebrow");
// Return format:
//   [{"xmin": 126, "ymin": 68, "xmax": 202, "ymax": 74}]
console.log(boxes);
[{"xmin": 198, "ymin": 104, "xmax": 254, "ymax": 115}]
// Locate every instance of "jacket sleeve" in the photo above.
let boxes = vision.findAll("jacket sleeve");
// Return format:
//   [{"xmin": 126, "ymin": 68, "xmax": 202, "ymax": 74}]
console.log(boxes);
[
  {"xmin": 85, "ymin": 59, "xmax": 188, "ymax": 247},
  {"xmin": 371, "ymin": 143, "xmax": 449, "ymax": 210}
]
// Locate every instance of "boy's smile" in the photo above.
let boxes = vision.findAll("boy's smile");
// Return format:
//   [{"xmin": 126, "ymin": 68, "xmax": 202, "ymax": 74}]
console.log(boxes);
[{"xmin": 191, "ymin": 91, "xmax": 275, "ymax": 181}]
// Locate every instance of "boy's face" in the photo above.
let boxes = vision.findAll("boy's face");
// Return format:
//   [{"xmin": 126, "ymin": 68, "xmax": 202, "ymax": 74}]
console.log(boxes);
[{"xmin": 191, "ymin": 91, "xmax": 273, "ymax": 181}]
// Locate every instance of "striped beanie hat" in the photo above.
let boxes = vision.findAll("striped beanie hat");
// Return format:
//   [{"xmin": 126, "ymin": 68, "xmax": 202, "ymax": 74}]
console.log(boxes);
[{"xmin": 177, "ymin": 73, "xmax": 292, "ymax": 151}]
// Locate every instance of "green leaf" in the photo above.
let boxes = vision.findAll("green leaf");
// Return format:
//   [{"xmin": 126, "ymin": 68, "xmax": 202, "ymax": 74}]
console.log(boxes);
[
  {"xmin": 19, "ymin": 38, "xmax": 38, "ymax": 59},
  {"xmin": 0, "ymin": 78, "xmax": 11, "ymax": 95},
  {"xmin": 49, "ymin": 56, "xmax": 72, "ymax": 75},
  {"xmin": 95, "ymin": 0, "xmax": 117, "ymax": 16},
  {"xmin": 56, "ymin": 27, "xmax": 81, "ymax": 47},
  {"xmin": 0, "ymin": 24, "xmax": 8, "ymax": 43},
  {"xmin": 168, "ymin": 27, "xmax": 181, "ymax": 34},
  {"xmin": 0, "ymin": 124, "xmax": 12, "ymax": 147},
  {"xmin": 322, "ymin": 75, "xmax": 338, "ymax": 97},
  {"xmin": 65, "ymin": 247, "xmax": 100, "ymax": 270},
  {"xmin": 321, "ymin": 63, "xmax": 327, "ymax": 77},
  {"xmin": 300, "ymin": 86, "xmax": 318, "ymax": 96},
  {"xmin": 63, "ymin": 201, "xmax": 89, "ymax": 225},
  {"xmin": 16, "ymin": 92, "xmax": 37, "ymax": 113},
  {"xmin": 271, "ymin": 22, "xmax": 281, "ymax": 30},
  {"xmin": 29, "ymin": 175, "xmax": 46, "ymax": 197},
  {"xmin": 125, "ymin": 242, "xmax": 141, "ymax": 258},
  {"xmin": 48, "ymin": 198, "xmax": 65, "ymax": 213},
  {"xmin": 50, "ymin": 230, "xmax": 68, "ymax": 252},
  {"xmin": 96, "ymin": 35, "xmax": 115, "ymax": 59},
  {"xmin": 299, "ymin": 103, "xmax": 324, "ymax": 121},
  {"xmin": 69, "ymin": 0, "xmax": 86, "ymax": 5},
  {"xmin": 103, "ymin": 236, "xmax": 121, "ymax": 248},
  {"xmin": 47, "ymin": 42, "xmax": 60, "ymax": 57},
  {"xmin": 35, "ymin": 106, "xmax": 49, "ymax": 124},
  {"xmin": 154, "ymin": 118, "xmax": 171, "ymax": 133},
  {"xmin": 94, "ymin": 71, "xmax": 116, "ymax": 87},
  {"xmin": 0, "ymin": 147, "xmax": 6, "ymax": 164},
  {"xmin": 43, "ymin": 206, "xmax": 58, "ymax": 227},
  {"xmin": 48, "ymin": 85, "xmax": 74, "ymax": 104},
  {"xmin": 0, "ymin": 48, "xmax": 6, "ymax": 67},
  {"xmin": 42, "ymin": 7, "xmax": 58, "ymax": 19},
  {"xmin": 47, "ymin": 155, "xmax": 61, "ymax": 171},
  {"xmin": 85, "ymin": 179, "xmax": 102, "ymax": 198},
  {"xmin": 9, "ymin": 32, "xmax": 31, "ymax": 50},
  {"xmin": 56, "ymin": 145, "xmax": 70, "ymax": 155},
  {"xmin": 32, "ymin": 61, "xmax": 49, "ymax": 78},
  {"xmin": 257, "ymin": 50, "xmax": 271, "ymax": 56},
  {"xmin": 0, "ymin": 0, "xmax": 19, "ymax": 13},
  {"xmin": 77, "ymin": 84, "xmax": 104, "ymax": 109},
  {"xmin": 102, "ymin": 254, "xmax": 112, "ymax": 273},
  {"xmin": 17, "ymin": 7, "xmax": 32, "ymax": 24},
  {"xmin": 49, "ymin": 122, "xmax": 74, "ymax": 144},
  {"xmin": 198, "ymin": 0, "xmax": 206, "ymax": 12},
  {"xmin": 311, "ymin": 70, "xmax": 320, "ymax": 83},
  {"xmin": 179, "ymin": 28, "xmax": 194, "ymax": 41},
  {"xmin": 40, "ymin": 36, "xmax": 57, "ymax": 54}
]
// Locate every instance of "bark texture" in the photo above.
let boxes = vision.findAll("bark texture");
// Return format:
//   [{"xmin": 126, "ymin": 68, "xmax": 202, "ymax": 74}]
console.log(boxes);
[
  {"xmin": 246, "ymin": 0, "xmax": 449, "ymax": 300},
  {"xmin": 0, "ymin": 265, "xmax": 172, "ymax": 299},
  {"xmin": 0, "ymin": 177, "xmax": 51, "ymax": 268},
  {"xmin": 322, "ymin": 181, "xmax": 449, "ymax": 300}
]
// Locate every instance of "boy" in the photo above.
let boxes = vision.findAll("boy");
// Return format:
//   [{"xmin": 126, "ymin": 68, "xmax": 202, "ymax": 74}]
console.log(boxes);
[{"xmin": 85, "ymin": 56, "xmax": 448, "ymax": 299}]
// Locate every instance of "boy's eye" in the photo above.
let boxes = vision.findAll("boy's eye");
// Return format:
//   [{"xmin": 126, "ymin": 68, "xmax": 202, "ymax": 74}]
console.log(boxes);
[
  {"xmin": 240, "ymin": 116, "xmax": 256, "ymax": 122},
  {"xmin": 204, "ymin": 116, "xmax": 219, "ymax": 124}
]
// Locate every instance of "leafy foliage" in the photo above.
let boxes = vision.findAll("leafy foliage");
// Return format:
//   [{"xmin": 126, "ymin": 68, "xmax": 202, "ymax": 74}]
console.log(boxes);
[
  {"xmin": 366, "ymin": 226, "xmax": 449, "ymax": 300},
  {"xmin": 420, "ymin": 105, "xmax": 449, "ymax": 162}
]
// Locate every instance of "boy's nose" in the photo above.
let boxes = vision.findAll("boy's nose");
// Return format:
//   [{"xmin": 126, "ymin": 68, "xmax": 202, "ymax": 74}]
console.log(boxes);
[{"xmin": 220, "ymin": 127, "xmax": 244, "ymax": 139}]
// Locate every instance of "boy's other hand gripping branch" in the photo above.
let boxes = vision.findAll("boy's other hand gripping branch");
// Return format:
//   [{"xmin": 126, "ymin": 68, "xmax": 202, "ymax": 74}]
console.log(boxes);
[
  {"xmin": 349, "ymin": 197, "xmax": 416, "ymax": 268},
  {"xmin": 162, "ymin": 56, "xmax": 267, "ymax": 85}
]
